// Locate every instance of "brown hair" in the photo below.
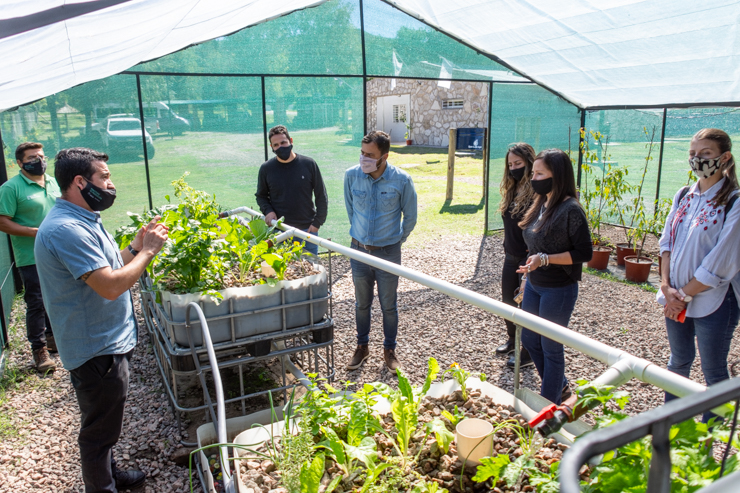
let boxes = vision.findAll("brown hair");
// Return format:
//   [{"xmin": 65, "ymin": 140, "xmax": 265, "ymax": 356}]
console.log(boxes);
[
  {"xmin": 15, "ymin": 142, "xmax": 43, "ymax": 162},
  {"xmin": 519, "ymin": 149, "xmax": 580, "ymax": 233},
  {"xmin": 498, "ymin": 143, "xmax": 535, "ymax": 216},
  {"xmin": 362, "ymin": 130, "xmax": 391, "ymax": 156},
  {"xmin": 268, "ymin": 125, "xmax": 291, "ymax": 142},
  {"xmin": 692, "ymin": 128, "xmax": 738, "ymax": 207}
]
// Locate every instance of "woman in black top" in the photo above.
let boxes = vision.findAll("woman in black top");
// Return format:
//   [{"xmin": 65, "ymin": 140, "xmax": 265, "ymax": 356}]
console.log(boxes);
[
  {"xmin": 516, "ymin": 149, "xmax": 592, "ymax": 404},
  {"xmin": 496, "ymin": 143, "xmax": 535, "ymax": 369}
]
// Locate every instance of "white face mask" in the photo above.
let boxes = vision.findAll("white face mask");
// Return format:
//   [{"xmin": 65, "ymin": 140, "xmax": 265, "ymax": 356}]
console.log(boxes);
[
  {"xmin": 689, "ymin": 155, "xmax": 724, "ymax": 179},
  {"xmin": 360, "ymin": 154, "xmax": 379, "ymax": 174}
]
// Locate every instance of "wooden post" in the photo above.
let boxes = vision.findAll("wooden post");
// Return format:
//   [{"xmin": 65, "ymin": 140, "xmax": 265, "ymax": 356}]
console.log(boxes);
[{"xmin": 447, "ymin": 128, "xmax": 457, "ymax": 201}]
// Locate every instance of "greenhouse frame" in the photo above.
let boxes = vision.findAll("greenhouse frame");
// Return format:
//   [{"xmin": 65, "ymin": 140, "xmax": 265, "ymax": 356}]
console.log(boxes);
[{"xmin": 1, "ymin": 0, "xmax": 739, "ymax": 361}]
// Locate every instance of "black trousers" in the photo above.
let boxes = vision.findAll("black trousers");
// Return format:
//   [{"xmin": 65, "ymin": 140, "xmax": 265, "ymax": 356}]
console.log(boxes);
[
  {"xmin": 501, "ymin": 253, "xmax": 528, "ymax": 340},
  {"xmin": 70, "ymin": 351, "xmax": 132, "ymax": 493},
  {"xmin": 19, "ymin": 264, "xmax": 53, "ymax": 351}
]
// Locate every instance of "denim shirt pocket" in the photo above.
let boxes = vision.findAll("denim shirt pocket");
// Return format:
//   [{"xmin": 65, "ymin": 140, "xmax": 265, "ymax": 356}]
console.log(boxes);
[
  {"xmin": 352, "ymin": 189, "xmax": 367, "ymax": 210},
  {"xmin": 380, "ymin": 190, "xmax": 400, "ymax": 212}
]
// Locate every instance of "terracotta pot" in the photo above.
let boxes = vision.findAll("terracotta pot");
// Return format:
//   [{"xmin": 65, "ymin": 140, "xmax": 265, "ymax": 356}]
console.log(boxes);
[
  {"xmin": 406, "ymin": 139, "xmax": 413, "ymax": 145},
  {"xmin": 624, "ymin": 256, "xmax": 653, "ymax": 283},
  {"xmin": 587, "ymin": 247, "xmax": 612, "ymax": 270},
  {"xmin": 616, "ymin": 243, "xmax": 637, "ymax": 266}
]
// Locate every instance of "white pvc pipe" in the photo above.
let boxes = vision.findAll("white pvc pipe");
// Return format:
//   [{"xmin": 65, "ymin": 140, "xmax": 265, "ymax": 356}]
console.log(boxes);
[
  {"xmin": 221, "ymin": 207, "xmax": 718, "ymax": 408},
  {"xmin": 185, "ymin": 302, "xmax": 235, "ymax": 493}
]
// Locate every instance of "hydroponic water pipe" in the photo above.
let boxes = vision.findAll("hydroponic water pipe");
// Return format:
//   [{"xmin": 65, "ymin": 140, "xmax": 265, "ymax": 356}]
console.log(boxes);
[{"xmin": 219, "ymin": 207, "xmax": 729, "ymax": 421}]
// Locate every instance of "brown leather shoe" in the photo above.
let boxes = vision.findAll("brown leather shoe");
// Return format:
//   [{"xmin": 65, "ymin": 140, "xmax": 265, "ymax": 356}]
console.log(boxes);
[
  {"xmin": 347, "ymin": 345, "xmax": 369, "ymax": 370},
  {"xmin": 33, "ymin": 347, "xmax": 56, "ymax": 373},
  {"xmin": 384, "ymin": 348, "xmax": 401, "ymax": 371},
  {"xmin": 45, "ymin": 332, "xmax": 57, "ymax": 353}
]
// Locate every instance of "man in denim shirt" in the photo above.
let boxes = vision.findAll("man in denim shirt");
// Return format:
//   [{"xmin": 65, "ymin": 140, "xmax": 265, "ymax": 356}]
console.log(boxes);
[
  {"xmin": 344, "ymin": 131, "xmax": 417, "ymax": 371},
  {"xmin": 35, "ymin": 148, "xmax": 168, "ymax": 493}
]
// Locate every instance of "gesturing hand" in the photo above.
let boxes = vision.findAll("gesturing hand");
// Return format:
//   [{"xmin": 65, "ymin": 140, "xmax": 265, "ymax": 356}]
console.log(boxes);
[
  {"xmin": 131, "ymin": 216, "xmax": 162, "ymax": 252},
  {"xmin": 516, "ymin": 254, "xmax": 541, "ymax": 275},
  {"xmin": 141, "ymin": 222, "xmax": 168, "ymax": 256}
]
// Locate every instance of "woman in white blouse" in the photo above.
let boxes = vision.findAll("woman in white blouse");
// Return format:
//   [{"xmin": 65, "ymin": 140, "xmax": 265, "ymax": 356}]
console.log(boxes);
[{"xmin": 658, "ymin": 128, "xmax": 740, "ymax": 420}]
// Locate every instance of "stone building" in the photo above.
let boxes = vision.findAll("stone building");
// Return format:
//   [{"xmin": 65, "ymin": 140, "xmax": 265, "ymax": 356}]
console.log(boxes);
[{"xmin": 366, "ymin": 78, "xmax": 489, "ymax": 147}]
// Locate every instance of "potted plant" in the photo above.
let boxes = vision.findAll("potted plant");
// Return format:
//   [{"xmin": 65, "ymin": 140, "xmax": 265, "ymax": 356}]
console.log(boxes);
[
  {"xmin": 401, "ymin": 115, "xmax": 412, "ymax": 145},
  {"xmin": 623, "ymin": 199, "xmax": 654, "ymax": 283},
  {"xmin": 610, "ymin": 126, "xmax": 658, "ymax": 265},
  {"xmin": 580, "ymin": 129, "xmax": 613, "ymax": 270}
]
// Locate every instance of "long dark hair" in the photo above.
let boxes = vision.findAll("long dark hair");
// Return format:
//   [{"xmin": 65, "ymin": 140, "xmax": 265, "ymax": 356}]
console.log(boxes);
[
  {"xmin": 692, "ymin": 128, "xmax": 738, "ymax": 207},
  {"xmin": 519, "ymin": 148, "xmax": 579, "ymax": 233},
  {"xmin": 498, "ymin": 143, "xmax": 535, "ymax": 216}
]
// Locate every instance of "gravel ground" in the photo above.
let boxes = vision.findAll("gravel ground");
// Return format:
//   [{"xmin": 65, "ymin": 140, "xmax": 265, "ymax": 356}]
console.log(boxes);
[{"xmin": 1, "ymin": 231, "xmax": 738, "ymax": 491}]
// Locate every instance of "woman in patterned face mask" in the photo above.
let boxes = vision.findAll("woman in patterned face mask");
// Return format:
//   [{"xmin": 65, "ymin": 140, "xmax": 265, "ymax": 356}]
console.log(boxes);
[{"xmin": 657, "ymin": 128, "xmax": 740, "ymax": 422}]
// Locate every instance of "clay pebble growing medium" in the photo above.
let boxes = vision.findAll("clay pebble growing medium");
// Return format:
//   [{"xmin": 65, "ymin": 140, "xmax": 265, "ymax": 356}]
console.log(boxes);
[
  {"xmin": 0, "ymin": 232, "xmax": 737, "ymax": 491},
  {"xmin": 238, "ymin": 389, "xmax": 570, "ymax": 493}
]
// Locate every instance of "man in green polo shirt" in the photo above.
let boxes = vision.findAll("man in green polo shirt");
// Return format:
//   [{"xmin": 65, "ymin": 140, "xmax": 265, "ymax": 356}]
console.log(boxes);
[{"xmin": 0, "ymin": 142, "xmax": 61, "ymax": 372}]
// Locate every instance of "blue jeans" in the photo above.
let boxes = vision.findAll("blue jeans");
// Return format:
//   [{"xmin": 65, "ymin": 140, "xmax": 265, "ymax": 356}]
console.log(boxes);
[
  {"xmin": 665, "ymin": 286, "xmax": 739, "ymax": 422},
  {"xmin": 350, "ymin": 241, "xmax": 402, "ymax": 349},
  {"xmin": 300, "ymin": 228, "xmax": 319, "ymax": 257},
  {"xmin": 521, "ymin": 281, "xmax": 578, "ymax": 405}
]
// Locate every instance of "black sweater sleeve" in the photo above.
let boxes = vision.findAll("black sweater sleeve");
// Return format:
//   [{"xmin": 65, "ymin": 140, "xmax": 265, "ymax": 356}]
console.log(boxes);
[
  {"xmin": 567, "ymin": 206, "xmax": 593, "ymax": 263},
  {"xmin": 255, "ymin": 164, "xmax": 274, "ymax": 215},
  {"xmin": 312, "ymin": 162, "xmax": 328, "ymax": 227}
]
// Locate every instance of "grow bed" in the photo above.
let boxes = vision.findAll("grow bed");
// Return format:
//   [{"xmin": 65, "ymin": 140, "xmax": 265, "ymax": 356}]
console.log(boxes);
[{"xmin": 194, "ymin": 371, "xmax": 590, "ymax": 493}]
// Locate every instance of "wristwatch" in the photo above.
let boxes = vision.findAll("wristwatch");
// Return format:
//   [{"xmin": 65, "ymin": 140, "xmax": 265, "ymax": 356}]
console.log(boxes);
[
  {"xmin": 128, "ymin": 244, "xmax": 139, "ymax": 256},
  {"xmin": 678, "ymin": 288, "xmax": 692, "ymax": 303}
]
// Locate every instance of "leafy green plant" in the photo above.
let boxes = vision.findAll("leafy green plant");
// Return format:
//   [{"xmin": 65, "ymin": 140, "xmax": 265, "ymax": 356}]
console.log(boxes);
[
  {"xmin": 579, "ymin": 129, "xmax": 613, "ymax": 243},
  {"xmin": 440, "ymin": 405, "xmax": 465, "ymax": 427},
  {"xmin": 443, "ymin": 362, "xmax": 486, "ymax": 401},
  {"xmin": 114, "ymin": 174, "xmax": 312, "ymax": 298},
  {"xmin": 575, "ymin": 381, "xmax": 740, "ymax": 493}
]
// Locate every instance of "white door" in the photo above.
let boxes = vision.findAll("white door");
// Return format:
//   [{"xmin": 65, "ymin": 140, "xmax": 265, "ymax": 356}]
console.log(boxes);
[{"xmin": 376, "ymin": 94, "xmax": 411, "ymax": 142}]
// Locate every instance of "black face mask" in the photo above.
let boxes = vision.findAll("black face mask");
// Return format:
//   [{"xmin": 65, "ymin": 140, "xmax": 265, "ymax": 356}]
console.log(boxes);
[
  {"xmin": 22, "ymin": 158, "xmax": 47, "ymax": 176},
  {"xmin": 80, "ymin": 178, "xmax": 117, "ymax": 212},
  {"xmin": 531, "ymin": 177, "xmax": 553, "ymax": 195},
  {"xmin": 274, "ymin": 144, "xmax": 293, "ymax": 161},
  {"xmin": 509, "ymin": 167, "xmax": 526, "ymax": 181}
]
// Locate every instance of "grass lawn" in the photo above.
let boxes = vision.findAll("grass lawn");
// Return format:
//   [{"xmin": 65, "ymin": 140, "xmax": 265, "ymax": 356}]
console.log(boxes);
[
  {"xmin": 6, "ymin": 128, "xmax": 488, "ymax": 247},
  {"xmin": 6, "ymin": 126, "xmax": 736, "ymax": 246}
]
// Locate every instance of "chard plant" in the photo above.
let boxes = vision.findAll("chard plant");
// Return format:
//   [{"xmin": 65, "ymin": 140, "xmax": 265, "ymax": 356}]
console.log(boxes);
[{"xmin": 443, "ymin": 362, "xmax": 486, "ymax": 401}]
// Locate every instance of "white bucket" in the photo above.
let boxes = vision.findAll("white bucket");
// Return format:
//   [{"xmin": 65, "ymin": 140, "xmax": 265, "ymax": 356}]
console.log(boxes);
[{"xmin": 455, "ymin": 418, "xmax": 493, "ymax": 466}]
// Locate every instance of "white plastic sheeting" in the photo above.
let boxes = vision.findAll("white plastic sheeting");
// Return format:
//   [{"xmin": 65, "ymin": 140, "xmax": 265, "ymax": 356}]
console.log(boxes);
[
  {"xmin": 1, "ymin": 0, "xmax": 740, "ymax": 111},
  {"xmin": 0, "ymin": 0, "xmax": 326, "ymax": 112},
  {"xmin": 387, "ymin": 0, "xmax": 740, "ymax": 108}
]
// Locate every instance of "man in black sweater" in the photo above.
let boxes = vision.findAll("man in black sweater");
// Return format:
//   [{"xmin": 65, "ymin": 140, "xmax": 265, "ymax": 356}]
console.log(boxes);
[{"xmin": 255, "ymin": 125, "xmax": 328, "ymax": 256}]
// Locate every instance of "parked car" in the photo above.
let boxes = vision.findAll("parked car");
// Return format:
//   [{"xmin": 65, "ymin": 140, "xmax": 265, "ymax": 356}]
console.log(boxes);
[
  {"xmin": 92, "ymin": 116, "xmax": 155, "ymax": 159},
  {"xmin": 142, "ymin": 102, "xmax": 190, "ymax": 135}
]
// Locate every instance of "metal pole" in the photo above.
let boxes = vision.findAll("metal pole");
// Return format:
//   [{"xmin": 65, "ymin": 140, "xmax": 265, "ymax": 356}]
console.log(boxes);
[
  {"xmin": 261, "ymin": 77, "xmax": 269, "ymax": 162},
  {"xmin": 136, "ymin": 74, "xmax": 154, "ymax": 210},
  {"xmin": 654, "ymin": 107, "xmax": 668, "ymax": 210},
  {"xmin": 576, "ymin": 109, "xmax": 586, "ymax": 189},
  {"xmin": 359, "ymin": 0, "xmax": 368, "ymax": 136},
  {"xmin": 484, "ymin": 81, "xmax": 493, "ymax": 232},
  {"xmin": 218, "ymin": 205, "xmax": 725, "ymax": 414},
  {"xmin": 0, "ymin": 127, "xmax": 23, "ymax": 295}
]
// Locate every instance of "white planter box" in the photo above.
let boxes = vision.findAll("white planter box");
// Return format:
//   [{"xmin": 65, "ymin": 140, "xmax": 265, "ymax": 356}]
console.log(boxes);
[{"xmin": 159, "ymin": 265, "xmax": 328, "ymax": 347}]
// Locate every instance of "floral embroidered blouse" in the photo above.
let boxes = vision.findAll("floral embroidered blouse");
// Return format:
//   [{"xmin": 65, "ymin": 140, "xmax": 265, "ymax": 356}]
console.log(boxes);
[{"xmin": 657, "ymin": 177, "xmax": 740, "ymax": 317}]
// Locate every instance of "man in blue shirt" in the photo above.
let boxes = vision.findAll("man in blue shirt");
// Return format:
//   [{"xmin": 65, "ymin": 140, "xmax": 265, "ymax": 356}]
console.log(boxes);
[
  {"xmin": 344, "ymin": 131, "xmax": 417, "ymax": 371},
  {"xmin": 35, "ymin": 148, "xmax": 168, "ymax": 493}
]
